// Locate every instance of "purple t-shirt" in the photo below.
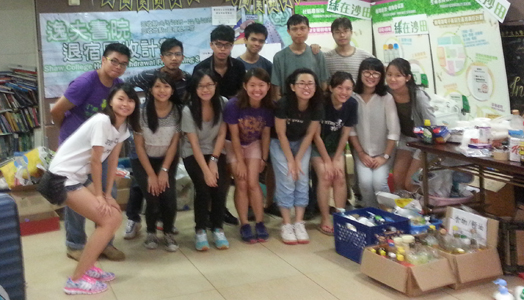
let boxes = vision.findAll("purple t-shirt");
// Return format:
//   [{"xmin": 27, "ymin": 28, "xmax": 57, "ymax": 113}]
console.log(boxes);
[
  {"xmin": 59, "ymin": 70, "xmax": 122, "ymax": 145},
  {"xmin": 223, "ymin": 97, "xmax": 274, "ymax": 145}
]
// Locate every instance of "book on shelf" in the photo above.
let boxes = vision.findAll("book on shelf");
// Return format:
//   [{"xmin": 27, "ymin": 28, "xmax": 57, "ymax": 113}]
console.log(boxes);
[{"xmin": 0, "ymin": 114, "xmax": 13, "ymax": 133}]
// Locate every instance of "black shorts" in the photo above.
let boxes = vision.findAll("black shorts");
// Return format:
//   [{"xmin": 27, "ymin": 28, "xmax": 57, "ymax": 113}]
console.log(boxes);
[{"xmin": 37, "ymin": 172, "xmax": 91, "ymax": 205}]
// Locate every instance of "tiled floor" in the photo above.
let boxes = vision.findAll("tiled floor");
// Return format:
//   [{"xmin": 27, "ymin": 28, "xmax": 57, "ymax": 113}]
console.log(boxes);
[{"xmin": 21, "ymin": 195, "xmax": 522, "ymax": 300}]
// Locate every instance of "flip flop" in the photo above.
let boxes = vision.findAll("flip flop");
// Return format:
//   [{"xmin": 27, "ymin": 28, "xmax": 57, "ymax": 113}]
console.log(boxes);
[{"xmin": 317, "ymin": 224, "xmax": 335, "ymax": 236}]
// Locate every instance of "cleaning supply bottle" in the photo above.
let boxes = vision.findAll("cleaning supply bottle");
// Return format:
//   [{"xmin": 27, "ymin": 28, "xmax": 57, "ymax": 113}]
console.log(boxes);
[
  {"xmin": 422, "ymin": 119, "xmax": 433, "ymax": 144},
  {"xmin": 515, "ymin": 285, "xmax": 524, "ymax": 300},
  {"xmin": 493, "ymin": 279, "xmax": 515, "ymax": 300}
]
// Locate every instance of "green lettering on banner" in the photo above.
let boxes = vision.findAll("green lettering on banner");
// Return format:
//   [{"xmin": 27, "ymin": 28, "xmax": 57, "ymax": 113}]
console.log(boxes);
[{"xmin": 294, "ymin": 3, "xmax": 359, "ymax": 25}]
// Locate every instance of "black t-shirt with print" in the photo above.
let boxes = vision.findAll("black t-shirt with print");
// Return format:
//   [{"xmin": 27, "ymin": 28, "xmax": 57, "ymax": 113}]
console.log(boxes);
[
  {"xmin": 271, "ymin": 97, "xmax": 323, "ymax": 142},
  {"xmin": 319, "ymin": 97, "xmax": 358, "ymax": 153}
]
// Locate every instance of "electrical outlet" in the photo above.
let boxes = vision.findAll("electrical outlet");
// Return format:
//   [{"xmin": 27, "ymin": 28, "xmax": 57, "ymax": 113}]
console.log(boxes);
[{"xmin": 68, "ymin": 0, "xmax": 80, "ymax": 5}]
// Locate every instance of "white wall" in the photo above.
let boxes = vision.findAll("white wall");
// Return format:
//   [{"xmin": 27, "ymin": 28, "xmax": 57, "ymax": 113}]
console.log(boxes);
[{"xmin": 0, "ymin": 0, "xmax": 37, "ymax": 71}]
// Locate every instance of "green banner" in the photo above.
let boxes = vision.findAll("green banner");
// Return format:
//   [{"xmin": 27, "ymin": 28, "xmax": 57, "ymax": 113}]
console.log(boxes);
[
  {"xmin": 294, "ymin": 3, "xmax": 359, "ymax": 24},
  {"xmin": 371, "ymin": 0, "xmax": 426, "ymax": 23}
]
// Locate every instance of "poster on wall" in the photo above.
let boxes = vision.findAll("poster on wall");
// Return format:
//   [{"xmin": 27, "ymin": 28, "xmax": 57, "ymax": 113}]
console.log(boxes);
[
  {"xmin": 294, "ymin": 2, "xmax": 373, "ymax": 53},
  {"xmin": 238, "ymin": 8, "xmax": 293, "ymax": 47},
  {"xmin": 500, "ymin": 25, "xmax": 524, "ymax": 113},
  {"xmin": 39, "ymin": 8, "xmax": 213, "ymax": 98},
  {"xmin": 371, "ymin": 0, "xmax": 435, "ymax": 94},
  {"xmin": 427, "ymin": 0, "xmax": 510, "ymax": 120}
]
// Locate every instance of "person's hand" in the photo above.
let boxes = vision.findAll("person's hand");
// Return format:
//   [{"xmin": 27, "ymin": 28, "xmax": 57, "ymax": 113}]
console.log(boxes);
[
  {"xmin": 358, "ymin": 152, "xmax": 374, "ymax": 168},
  {"xmin": 324, "ymin": 161, "xmax": 335, "ymax": 181},
  {"xmin": 259, "ymin": 159, "xmax": 266, "ymax": 173},
  {"xmin": 204, "ymin": 168, "xmax": 218, "ymax": 187},
  {"xmin": 157, "ymin": 170, "xmax": 169, "ymax": 193},
  {"xmin": 105, "ymin": 194, "xmax": 121, "ymax": 213},
  {"xmin": 333, "ymin": 155, "xmax": 345, "ymax": 179},
  {"xmin": 373, "ymin": 156, "xmax": 387, "ymax": 169},
  {"xmin": 287, "ymin": 160, "xmax": 298, "ymax": 181},
  {"xmin": 235, "ymin": 161, "xmax": 247, "ymax": 180},
  {"xmin": 147, "ymin": 174, "xmax": 160, "ymax": 196},
  {"xmin": 311, "ymin": 43, "xmax": 321, "ymax": 54},
  {"xmin": 294, "ymin": 157, "xmax": 306, "ymax": 179},
  {"xmin": 96, "ymin": 195, "xmax": 112, "ymax": 216}
]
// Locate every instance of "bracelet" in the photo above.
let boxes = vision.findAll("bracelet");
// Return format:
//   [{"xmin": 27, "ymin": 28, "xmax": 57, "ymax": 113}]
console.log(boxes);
[
  {"xmin": 210, "ymin": 155, "xmax": 219, "ymax": 163},
  {"xmin": 161, "ymin": 167, "xmax": 168, "ymax": 172}
]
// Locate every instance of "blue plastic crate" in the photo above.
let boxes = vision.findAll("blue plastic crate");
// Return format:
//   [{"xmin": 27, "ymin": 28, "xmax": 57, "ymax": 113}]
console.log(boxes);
[{"xmin": 334, "ymin": 207, "xmax": 410, "ymax": 264}]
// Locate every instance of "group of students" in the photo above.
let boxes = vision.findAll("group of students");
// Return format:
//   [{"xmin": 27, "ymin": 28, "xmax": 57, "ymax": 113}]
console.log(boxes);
[{"xmin": 37, "ymin": 13, "xmax": 434, "ymax": 295}]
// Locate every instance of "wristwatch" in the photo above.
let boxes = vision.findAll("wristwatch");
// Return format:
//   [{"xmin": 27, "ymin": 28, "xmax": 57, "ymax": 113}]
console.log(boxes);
[
  {"xmin": 161, "ymin": 167, "xmax": 168, "ymax": 172},
  {"xmin": 383, "ymin": 154, "xmax": 390, "ymax": 160},
  {"xmin": 210, "ymin": 155, "xmax": 219, "ymax": 163}
]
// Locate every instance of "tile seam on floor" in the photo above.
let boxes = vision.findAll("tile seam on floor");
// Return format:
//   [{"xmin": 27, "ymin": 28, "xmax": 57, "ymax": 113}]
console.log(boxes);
[{"xmin": 259, "ymin": 240, "xmax": 343, "ymax": 300}]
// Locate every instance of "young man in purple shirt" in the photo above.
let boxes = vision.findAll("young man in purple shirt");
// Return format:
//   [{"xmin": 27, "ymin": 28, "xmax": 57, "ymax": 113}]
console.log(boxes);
[{"xmin": 50, "ymin": 43, "xmax": 131, "ymax": 262}]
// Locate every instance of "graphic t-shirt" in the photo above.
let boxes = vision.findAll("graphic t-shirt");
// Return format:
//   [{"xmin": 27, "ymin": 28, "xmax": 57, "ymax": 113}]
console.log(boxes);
[
  {"xmin": 319, "ymin": 97, "xmax": 358, "ymax": 153},
  {"xmin": 223, "ymin": 97, "xmax": 274, "ymax": 145},
  {"xmin": 60, "ymin": 70, "xmax": 122, "ymax": 144},
  {"xmin": 271, "ymin": 97, "xmax": 323, "ymax": 142},
  {"xmin": 50, "ymin": 113, "xmax": 130, "ymax": 186}
]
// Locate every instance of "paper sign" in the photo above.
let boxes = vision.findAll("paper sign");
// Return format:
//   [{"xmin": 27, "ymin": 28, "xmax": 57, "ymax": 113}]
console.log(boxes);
[
  {"xmin": 392, "ymin": 14, "xmax": 429, "ymax": 36},
  {"xmin": 448, "ymin": 207, "xmax": 488, "ymax": 246},
  {"xmin": 212, "ymin": 6, "xmax": 237, "ymax": 25},
  {"xmin": 475, "ymin": 0, "xmax": 510, "ymax": 23},
  {"xmin": 326, "ymin": 0, "xmax": 371, "ymax": 20},
  {"xmin": 199, "ymin": 49, "xmax": 213, "ymax": 62}
]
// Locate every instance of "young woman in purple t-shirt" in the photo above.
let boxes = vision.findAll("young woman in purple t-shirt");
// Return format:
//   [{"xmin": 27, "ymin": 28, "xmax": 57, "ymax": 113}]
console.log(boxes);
[{"xmin": 223, "ymin": 68, "xmax": 274, "ymax": 243}]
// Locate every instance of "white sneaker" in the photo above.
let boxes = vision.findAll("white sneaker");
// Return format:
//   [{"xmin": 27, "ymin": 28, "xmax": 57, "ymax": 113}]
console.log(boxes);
[
  {"xmin": 124, "ymin": 220, "xmax": 141, "ymax": 240},
  {"xmin": 164, "ymin": 233, "xmax": 179, "ymax": 252},
  {"xmin": 281, "ymin": 224, "xmax": 297, "ymax": 245},
  {"xmin": 294, "ymin": 222, "xmax": 310, "ymax": 244},
  {"xmin": 143, "ymin": 233, "xmax": 159, "ymax": 249}
]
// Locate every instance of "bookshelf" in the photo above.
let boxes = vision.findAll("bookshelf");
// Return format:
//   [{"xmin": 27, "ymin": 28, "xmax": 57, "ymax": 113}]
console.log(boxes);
[{"xmin": 0, "ymin": 66, "xmax": 40, "ymax": 161}]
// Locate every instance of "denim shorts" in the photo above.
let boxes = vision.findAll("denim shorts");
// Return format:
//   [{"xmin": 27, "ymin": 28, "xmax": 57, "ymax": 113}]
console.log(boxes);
[{"xmin": 37, "ymin": 172, "xmax": 91, "ymax": 205}]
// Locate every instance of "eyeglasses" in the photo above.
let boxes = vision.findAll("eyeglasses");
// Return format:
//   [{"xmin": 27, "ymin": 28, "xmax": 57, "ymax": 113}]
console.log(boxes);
[
  {"xmin": 362, "ymin": 71, "xmax": 381, "ymax": 79},
  {"xmin": 163, "ymin": 52, "xmax": 183, "ymax": 58},
  {"xmin": 212, "ymin": 42, "xmax": 233, "ymax": 49},
  {"xmin": 294, "ymin": 82, "xmax": 316, "ymax": 89},
  {"xmin": 106, "ymin": 57, "xmax": 128, "ymax": 68},
  {"xmin": 333, "ymin": 30, "xmax": 351, "ymax": 36},
  {"xmin": 197, "ymin": 83, "xmax": 216, "ymax": 91}
]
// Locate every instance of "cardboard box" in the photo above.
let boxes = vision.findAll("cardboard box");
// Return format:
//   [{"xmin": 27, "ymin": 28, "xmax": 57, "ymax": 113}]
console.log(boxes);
[
  {"xmin": 19, "ymin": 211, "xmax": 60, "ymax": 236},
  {"xmin": 9, "ymin": 185, "xmax": 56, "ymax": 217},
  {"xmin": 115, "ymin": 177, "xmax": 132, "ymax": 189},
  {"xmin": 116, "ymin": 188, "xmax": 130, "ymax": 207},
  {"xmin": 360, "ymin": 247, "xmax": 456, "ymax": 297},
  {"xmin": 440, "ymin": 207, "xmax": 503, "ymax": 289}
]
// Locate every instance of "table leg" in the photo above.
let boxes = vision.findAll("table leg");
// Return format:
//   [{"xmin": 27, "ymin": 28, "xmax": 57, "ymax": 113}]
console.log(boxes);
[
  {"xmin": 421, "ymin": 150, "xmax": 429, "ymax": 212},
  {"xmin": 479, "ymin": 166, "xmax": 485, "ymax": 213}
]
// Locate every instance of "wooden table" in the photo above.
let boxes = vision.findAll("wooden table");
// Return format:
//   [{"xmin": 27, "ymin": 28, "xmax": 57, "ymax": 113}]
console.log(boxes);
[{"xmin": 407, "ymin": 141, "xmax": 524, "ymax": 212}]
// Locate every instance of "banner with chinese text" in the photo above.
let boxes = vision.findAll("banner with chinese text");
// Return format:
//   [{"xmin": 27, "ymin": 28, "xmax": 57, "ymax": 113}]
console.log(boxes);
[
  {"xmin": 427, "ymin": 0, "xmax": 510, "ymax": 119},
  {"xmin": 372, "ymin": 0, "xmax": 435, "ymax": 93},
  {"xmin": 39, "ymin": 8, "xmax": 213, "ymax": 98}
]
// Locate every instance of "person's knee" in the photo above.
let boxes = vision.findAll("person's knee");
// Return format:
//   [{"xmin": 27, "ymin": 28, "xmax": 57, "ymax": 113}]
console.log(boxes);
[{"xmin": 236, "ymin": 178, "xmax": 248, "ymax": 192}]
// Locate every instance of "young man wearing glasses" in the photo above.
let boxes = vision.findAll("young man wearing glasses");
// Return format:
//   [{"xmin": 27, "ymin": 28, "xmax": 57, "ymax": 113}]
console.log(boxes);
[
  {"xmin": 193, "ymin": 25, "xmax": 246, "ymax": 99},
  {"xmin": 122, "ymin": 38, "xmax": 190, "ymax": 240},
  {"xmin": 50, "ymin": 43, "xmax": 131, "ymax": 262},
  {"xmin": 325, "ymin": 18, "xmax": 373, "ymax": 81}
]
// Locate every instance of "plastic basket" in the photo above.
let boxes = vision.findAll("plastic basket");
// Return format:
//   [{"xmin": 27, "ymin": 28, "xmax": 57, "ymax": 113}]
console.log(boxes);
[{"xmin": 334, "ymin": 207, "xmax": 410, "ymax": 263}]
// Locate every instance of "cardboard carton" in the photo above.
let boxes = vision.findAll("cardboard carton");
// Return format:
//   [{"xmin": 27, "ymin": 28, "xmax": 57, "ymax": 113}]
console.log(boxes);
[
  {"xmin": 115, "ymin": 177, "xmax": 132, "ymax": 189},
  {"xmin": 360, "ymin": 247, "xmax": 455, "ymax": 297},
  {"xmin": 116, "ymin": 188, "xmax": 130, "ymax": 209},
  {"xmin": 9, "ymin": 185, "xmax": 56, "ymax": 217},
  {"xmin": 440, "ymin": 207, "xmax": 503, "ymax": 289},
  {"xmin": 19, "ymin": 211, "xmax": 60, "ymax": 236}
]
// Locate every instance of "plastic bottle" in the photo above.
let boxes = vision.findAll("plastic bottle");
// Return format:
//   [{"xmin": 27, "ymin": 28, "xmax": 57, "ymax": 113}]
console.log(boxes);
[
  {"xmin": 423, "ymin": 225, "xmax": 439, "ymax": 248},
  {"xmin": 422, "ymin": 119, "xmax": 433, "ymax": 144},
  {"xmin": 493, "ymin": 279, "xmax": 515, "ymax": 300},
  {"xmin": 511, "ymin": 110, "xmax": 524, "ymax": 131}
]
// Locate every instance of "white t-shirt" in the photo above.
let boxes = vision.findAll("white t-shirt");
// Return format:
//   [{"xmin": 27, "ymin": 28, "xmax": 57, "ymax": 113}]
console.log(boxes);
[{"xmin": 49, "ymin": 113, "xmax": 130, "ymax": 186}]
